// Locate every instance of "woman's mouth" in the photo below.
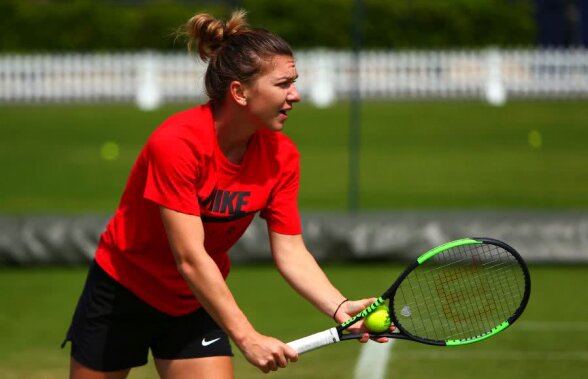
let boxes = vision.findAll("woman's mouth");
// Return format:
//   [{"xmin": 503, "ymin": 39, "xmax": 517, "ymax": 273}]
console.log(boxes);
[{"xmin": 278, "ymin": 109, "xmax": 289, "ymax": 121}]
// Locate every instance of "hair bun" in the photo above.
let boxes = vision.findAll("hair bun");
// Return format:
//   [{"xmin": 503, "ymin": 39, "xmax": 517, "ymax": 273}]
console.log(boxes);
[
  {"xmin": 183, "ymin": 10, "xmax": 250, "ymax": 61},
  {"xmin": 224, "ymin": 9, "xmax": 249, "ymax": 37}
]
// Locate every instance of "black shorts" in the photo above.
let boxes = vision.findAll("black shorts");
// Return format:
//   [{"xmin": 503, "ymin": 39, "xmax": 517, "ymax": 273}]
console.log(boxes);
[{"xmin": 62, "ymin": 261, "xmax": 233, "ymax": 372}]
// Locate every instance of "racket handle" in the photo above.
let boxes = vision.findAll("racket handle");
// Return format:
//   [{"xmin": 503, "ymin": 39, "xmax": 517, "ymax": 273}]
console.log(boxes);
[{"xmin": 287, "ymin": 327, "xmax": 340, "ymax": 354}]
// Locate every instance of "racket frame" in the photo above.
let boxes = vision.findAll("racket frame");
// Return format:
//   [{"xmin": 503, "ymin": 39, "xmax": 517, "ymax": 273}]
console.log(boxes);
[
  {"xmin": 288, "ymin": 237, "xmax": 531, "ymax": 353},
  {"xmin": 387, "ymin": 237, "xmax": 531, "ymax": 346}
]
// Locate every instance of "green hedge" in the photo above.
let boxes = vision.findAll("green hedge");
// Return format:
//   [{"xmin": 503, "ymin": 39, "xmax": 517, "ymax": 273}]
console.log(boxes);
[
  {"xmin": 0, "ymin": 0, "xmax": 536, "ymax": 52},
  {"xmin": 0, "ymin": 0, "xmax": 227, "ymax": 52},
  {"xmin": 245, "ymin": 0, "xmax": 536, "ymax": 49}
]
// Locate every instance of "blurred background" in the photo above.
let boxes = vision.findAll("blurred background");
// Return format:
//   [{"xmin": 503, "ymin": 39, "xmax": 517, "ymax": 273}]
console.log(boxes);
[{"xmin": 0, "ymin": 1, "xmax": 587, "ymax": 378}]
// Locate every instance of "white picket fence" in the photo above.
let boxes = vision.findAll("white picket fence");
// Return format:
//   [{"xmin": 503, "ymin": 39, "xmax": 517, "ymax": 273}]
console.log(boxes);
[{"xmin": 1, "ymin": 49, "xmax": 587, "ymax": 108}]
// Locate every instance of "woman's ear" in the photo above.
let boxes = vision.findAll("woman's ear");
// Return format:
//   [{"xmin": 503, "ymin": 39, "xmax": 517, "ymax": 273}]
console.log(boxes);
[{"xmin": 229, "ymin": 80, "xmax": 248, "ymax": 106}]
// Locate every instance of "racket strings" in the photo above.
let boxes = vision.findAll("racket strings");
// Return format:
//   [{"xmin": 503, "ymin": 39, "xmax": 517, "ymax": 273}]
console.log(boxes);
[
  {"xmin": 438, "ymin": 245, "xmax": 520, "ymax": 337},
  {"xmin": 433, "ymin": 244, "xmax": 522, "ymax": 338},
  {"xmin": 393, "ymin": 243, "xmax": 526, "ymax": 343}
]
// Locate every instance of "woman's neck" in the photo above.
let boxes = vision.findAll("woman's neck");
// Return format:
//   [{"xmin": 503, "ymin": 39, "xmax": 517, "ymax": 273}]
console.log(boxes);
[{"xmin": 212, "ymin": 101, "xmax": 257, "ymax": 165}]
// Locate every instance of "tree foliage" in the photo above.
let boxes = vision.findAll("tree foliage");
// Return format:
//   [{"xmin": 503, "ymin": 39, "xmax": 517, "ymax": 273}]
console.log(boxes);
[{"xmin": 0, "ymin": 0, "xmax": 536, "ymax": 52}]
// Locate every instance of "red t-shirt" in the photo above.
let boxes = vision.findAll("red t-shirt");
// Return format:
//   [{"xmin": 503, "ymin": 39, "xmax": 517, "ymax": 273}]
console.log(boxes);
[{"xmin": 95, "ymin": 103, "xmax": 302, "ymax": 316}]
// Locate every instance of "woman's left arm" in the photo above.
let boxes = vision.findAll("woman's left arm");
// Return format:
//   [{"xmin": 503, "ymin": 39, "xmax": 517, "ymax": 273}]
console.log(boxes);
[
  {"xmin": 269, "ymin": 231, "xmax": 378, "ymax": 330},
  {"xmin": 269, "ymin": 231, "xmax": 347, "ymax": 318}
]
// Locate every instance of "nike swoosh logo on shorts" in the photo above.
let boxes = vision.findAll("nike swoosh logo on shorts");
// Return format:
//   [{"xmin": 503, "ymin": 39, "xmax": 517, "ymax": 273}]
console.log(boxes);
[{"xmin": 201, "ymin": 337, "xmax": 221, "ymax": 347}]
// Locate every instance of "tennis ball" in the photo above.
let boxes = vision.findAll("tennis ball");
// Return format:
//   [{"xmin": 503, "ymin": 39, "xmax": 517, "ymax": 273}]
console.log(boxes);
[
  {"xmin": 101, "ymin": 141, "xmax": 119, "ymax": 161},
  {"xmin": 364, "ymin": 305, "xmax": 391, "ymax": 333},
  {"xmin": 528, "ymin": 130, "xmax": 542, "ymax": 149}
]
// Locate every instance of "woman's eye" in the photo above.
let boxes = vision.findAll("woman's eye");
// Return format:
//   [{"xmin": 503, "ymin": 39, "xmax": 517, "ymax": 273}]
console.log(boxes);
[{"xmin": 277, "ymin": 79, "xmax": 296, "ymax": 88}]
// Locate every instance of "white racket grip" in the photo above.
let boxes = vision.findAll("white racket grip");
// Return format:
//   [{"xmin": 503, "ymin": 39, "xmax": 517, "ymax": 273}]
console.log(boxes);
[{"xmin": 287, "ymin": 327, "xmax": 340, "ymax": 354}]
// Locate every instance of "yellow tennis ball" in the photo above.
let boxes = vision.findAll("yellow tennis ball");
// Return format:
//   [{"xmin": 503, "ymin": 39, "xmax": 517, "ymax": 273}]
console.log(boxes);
[
  {"xmin": 528, "ymin": 130, "xmax": 542, "ymax": 149},
  {"xmin": 364, "ymin": 305, "xmax": 391, "ymax": 333},
  {"xmin": 100, "ymin": 141, "xmax": 119, "ymax": 161}
]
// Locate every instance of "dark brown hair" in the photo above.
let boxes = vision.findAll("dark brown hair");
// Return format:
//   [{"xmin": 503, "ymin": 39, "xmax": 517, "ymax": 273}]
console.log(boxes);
[{"xmin": 182, "ymin": 10, "xmax": 293, "ymax": 104}]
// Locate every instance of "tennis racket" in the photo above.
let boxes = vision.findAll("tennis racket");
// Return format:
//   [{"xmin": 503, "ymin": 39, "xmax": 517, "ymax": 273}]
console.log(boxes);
[{"xmin": 287, "ymin": 237, "xmax": 531, "ymax": 354}]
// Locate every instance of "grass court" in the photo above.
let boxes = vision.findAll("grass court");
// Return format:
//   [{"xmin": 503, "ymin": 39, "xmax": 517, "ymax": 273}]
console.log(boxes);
[
  {"xmin": 0, "ymin": 264, "xmax": 586, "ymax": 378},
  {"xmin": 1, "ymin": 101, "xmax": 587, "ymax": 212},
  {"xmin": 0, "ymin": 100, "xmax": 587, "ymax": 377}
]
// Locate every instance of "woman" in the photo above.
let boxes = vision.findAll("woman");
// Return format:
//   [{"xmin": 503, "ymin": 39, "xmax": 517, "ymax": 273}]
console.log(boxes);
[{"xmin": 63, "ymin": 10, "xmax": 385, "ymax": 379}]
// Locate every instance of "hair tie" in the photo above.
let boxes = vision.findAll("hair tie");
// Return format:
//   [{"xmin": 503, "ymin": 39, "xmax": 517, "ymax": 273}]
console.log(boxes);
[{"xmin": 332, "ymin": 299, "xmax": 349, "ymax": 321}]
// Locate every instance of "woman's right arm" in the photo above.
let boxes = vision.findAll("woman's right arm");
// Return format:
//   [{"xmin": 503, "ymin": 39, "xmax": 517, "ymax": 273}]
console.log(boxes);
[{"xmin": 159, "ymin": 206, "xmax": 298, "ymax": 372}]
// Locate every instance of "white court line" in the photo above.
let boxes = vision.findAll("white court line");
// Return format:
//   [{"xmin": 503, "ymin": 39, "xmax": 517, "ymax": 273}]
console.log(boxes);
[{"xmin": 354, "ymin": 339, "xmax": 395, "ymax": 379}]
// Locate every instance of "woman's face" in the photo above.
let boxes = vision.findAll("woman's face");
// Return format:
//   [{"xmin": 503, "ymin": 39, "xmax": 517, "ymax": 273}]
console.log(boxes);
[{"xmin": 243, "ymin": 55, "xmax": 301, "ymax": 131}]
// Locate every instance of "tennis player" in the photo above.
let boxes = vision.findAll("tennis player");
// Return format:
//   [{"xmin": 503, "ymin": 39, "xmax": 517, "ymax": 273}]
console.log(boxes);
[{"xmin": 63, "ymin": 10, "xmax": 384, "ymax": 379}]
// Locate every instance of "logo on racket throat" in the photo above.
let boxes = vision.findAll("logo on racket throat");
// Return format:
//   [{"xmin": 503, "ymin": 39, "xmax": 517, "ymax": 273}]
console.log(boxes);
[{"xmin": 340, "ymin": 297, "xmax": 386, "ymax": 328}]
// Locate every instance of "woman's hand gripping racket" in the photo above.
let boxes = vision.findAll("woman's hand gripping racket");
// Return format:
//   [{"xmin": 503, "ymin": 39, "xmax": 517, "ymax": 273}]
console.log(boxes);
[{"xmin": 287, "ymin": 237, "xmax": 531, "ymax": 354}]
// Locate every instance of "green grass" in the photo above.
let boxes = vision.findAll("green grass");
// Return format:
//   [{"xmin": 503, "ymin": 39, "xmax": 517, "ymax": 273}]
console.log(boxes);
[
  {"xmin": 1, "ymin": 101, "xmax": 587, "ymax": 213},
  {"xmin": 0, "ymin": 264, "xmax": 586, "ymax": 379},
  {"xmin": 1, "ymin": 101, "xmax": 586, "ymax": 378}
]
